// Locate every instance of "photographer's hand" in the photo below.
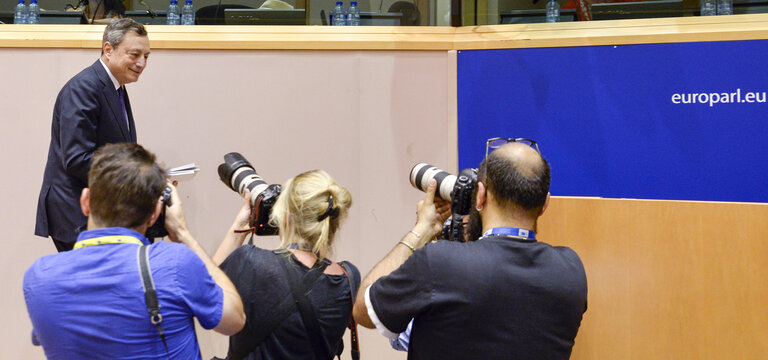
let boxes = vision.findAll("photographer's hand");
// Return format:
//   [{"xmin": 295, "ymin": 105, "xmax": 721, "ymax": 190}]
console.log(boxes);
[
  {"xmin": 231, "ymin": 189, "xmax": 252, "ymax": 229},
  {"xmin": 163, "ymin": 181, "xmax": 246, "ymax": 335},
  {"xmin": 213, "ymin": 189, "xmax": 252, "ymax": 265},
  {"xmin": 411, "ymin": 179, "xmax": 449, "ymax": 248},
  {"xmin": 164, "ymin": 181, "xmax": 191, "ymax": 243}
]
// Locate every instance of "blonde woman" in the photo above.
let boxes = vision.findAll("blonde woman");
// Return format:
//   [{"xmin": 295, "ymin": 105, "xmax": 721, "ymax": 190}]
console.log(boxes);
[{"xmin": 213, "ymin": 170, "xmax": 358, "ymax": 360}]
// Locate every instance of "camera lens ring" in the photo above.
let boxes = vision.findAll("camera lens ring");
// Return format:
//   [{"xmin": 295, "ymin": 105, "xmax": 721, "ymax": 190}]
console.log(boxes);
[{"xmin": 409, "ymin": 163, "xmax": 456, "ymax": 201}]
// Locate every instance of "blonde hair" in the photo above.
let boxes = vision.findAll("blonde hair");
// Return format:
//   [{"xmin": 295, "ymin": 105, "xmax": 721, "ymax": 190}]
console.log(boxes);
[{"xmin": 270, "ymin": 170, "xmax": 352, "ymax": 260}]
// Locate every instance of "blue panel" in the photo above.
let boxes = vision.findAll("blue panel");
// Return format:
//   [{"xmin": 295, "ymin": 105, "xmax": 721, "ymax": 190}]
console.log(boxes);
[{"xmin": 457, "ymin": 41, "xmax": 768, "ymax": 203}]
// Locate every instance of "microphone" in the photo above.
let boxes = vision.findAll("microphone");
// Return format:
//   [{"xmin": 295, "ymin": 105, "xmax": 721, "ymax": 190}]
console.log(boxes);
[{"xmin": 138, "ymin": 0, "xmax": 157, "ymax": 17}]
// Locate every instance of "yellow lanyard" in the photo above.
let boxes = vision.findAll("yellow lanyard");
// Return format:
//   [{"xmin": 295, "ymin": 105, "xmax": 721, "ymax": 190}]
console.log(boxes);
[{"xmin": 73, "ymin": 235, "xmax": 144, "ymax": 249}]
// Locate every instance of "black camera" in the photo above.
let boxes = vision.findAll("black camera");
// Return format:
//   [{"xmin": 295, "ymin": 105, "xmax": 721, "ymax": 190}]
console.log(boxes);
[
  {"xmin": 438, "ymin": 214, "xmax": 466, "ymax": 242},
  {"xmin": 410, "ymin": 164, "xmax": 477, "ymax": 242},
  {"xmin": 218, "ymin": 152, "xmax": 281, "ymax": 236},
  {"xmin": 145, "ymin": 186, "xmax": 172, "ymax": 242}
]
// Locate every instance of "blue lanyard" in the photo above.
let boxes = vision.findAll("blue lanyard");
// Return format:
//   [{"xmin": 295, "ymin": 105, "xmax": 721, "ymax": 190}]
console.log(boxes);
[{"xmin": 481, "ymin": 227, "xmax": 536, "ymax": 242}]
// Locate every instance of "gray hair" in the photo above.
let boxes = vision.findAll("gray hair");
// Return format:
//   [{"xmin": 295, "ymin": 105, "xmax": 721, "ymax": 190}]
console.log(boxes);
[{"xmin": 102, "ymin": 18, "xmax": 147, "ymax": 51}]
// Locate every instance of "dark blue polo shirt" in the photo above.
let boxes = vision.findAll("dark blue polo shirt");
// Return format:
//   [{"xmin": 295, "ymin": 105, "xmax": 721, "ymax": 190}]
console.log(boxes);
[{"xmin": 23, "ymin": 227, "xmax": 224, "ymax": 360}]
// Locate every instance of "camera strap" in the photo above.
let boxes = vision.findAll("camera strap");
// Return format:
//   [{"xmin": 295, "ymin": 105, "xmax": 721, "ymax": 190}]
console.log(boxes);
[
  {"xmin": 137, "ymin": 245, "xmax": 170, "ymax": 357},
  {"xmin": 276, "ymin": 252, "xmax": 334, "ymax": 360},
  {"xmin": 339, "ymin": 262, "xmax": 360, "ymax": 360}
]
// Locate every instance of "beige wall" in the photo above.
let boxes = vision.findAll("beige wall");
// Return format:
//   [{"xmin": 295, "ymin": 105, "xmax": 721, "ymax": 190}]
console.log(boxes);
[{"xmin": 0, "ymin": 47, "xmax": 457, "ymax": 359}]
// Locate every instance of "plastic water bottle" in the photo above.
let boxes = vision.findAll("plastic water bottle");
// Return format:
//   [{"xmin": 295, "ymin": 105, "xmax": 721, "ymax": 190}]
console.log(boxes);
[
  {"xmin": 717, "ymin": 0, "xmax": 733, "ymax": 15},
  {"xmin": 181, "ymin": 0, "xmax": 195, "ymax": 25},
  {"xmin": 700, "ymin": 0, "xmax": 716, "ymax": 15},
  {"xmin": 166, "ymin": 0, "xmax": 180, "ymax": 24},
  {"xmin": 545, "ymin": 0, "xmax": 560, "ymax": 23},
  {"xmin": 26, "ymin": 0, "xmax": 39, "ymax": 23},
  {"xmin": 332, "ymin": 1, "xmax": 345, "ymax": 26},
  {"xmin": 13, "ymin": 0, "xmax": 27, "ymax": 24},
  {"xmin": 346, "ymin": 1, "xmax": 360, "ymax": 26}
]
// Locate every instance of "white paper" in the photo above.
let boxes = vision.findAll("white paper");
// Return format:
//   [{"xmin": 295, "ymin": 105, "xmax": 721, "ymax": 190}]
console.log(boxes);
[{"xmin": 169, "ymin": 163, "xmax": 199, "ymax": 178}]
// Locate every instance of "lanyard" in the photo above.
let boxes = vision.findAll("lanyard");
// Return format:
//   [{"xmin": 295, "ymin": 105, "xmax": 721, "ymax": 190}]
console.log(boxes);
[
  {"xmin": 73, "ymin": 227, "xmax": 148, "ymax": 249},
  {"xmin": 481, "ymin": 227, "xmax": 536, "ymax": 242},
  {"xmin": 74, "ymin": 235, "xmax": 144, "ymax": 249},
  {"xmin": 73, "ymin": 227, "xmax": 145, "ymax": 249}
]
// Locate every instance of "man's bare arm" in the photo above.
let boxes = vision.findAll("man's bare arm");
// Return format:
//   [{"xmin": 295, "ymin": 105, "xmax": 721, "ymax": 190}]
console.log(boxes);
[{"xmin": 353, "ymin": 179, "xmax": 449, "ymax": 328}]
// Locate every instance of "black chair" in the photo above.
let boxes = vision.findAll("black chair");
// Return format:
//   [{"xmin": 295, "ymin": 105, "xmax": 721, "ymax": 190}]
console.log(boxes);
[
  {"xmin": 196, "ymin": 4, "xmax": 252, "ymax": 24},
  {"xmin": 388, "ymin": 1, "xmax": 420, "ymax": 26}
]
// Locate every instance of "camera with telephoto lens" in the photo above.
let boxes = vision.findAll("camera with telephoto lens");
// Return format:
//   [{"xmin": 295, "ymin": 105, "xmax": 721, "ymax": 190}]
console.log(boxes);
[
  {"xmin": 145, "ymin": 186, "xmax": 172, "ymax": 242},
  {"xmin": 218, "ymin": 153, "xmax": 282, "ymax": 236},
  {"xmin": 409, "ymin": 164, "xmax": 477, "ymax": 242}
]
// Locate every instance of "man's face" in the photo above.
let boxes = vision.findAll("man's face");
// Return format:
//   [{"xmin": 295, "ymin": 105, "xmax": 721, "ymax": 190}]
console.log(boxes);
[{"xmin": 104, "ymin": 32, "xmax": 150, "ymax": 85}]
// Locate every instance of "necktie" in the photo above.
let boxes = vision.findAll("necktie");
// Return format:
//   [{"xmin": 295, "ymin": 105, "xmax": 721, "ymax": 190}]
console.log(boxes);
[{"xmin": 117, "ymin": 87, "xmax": 130, "ymax": 132}]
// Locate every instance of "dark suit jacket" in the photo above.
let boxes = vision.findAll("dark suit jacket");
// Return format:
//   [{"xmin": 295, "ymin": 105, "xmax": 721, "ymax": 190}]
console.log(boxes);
[{"xmin": 35, "ymin": 60, "xmax": 137, "ymax": 243}]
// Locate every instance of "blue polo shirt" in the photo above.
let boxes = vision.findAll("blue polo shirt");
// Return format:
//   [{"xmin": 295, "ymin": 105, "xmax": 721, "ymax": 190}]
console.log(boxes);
[{"xmin": 23, "ymin": 227, "xmax": 224, "ymax": 360}]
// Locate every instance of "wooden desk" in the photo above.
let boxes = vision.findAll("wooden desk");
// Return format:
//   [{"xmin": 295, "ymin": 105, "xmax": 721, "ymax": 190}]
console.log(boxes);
[{"xmin": 1, "ymin": 13, "xmax": 768, "ymax": 50}]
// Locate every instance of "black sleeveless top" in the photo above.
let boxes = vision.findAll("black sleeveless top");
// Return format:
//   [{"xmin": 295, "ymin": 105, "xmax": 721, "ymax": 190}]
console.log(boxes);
[{"xmin": 219, "ymin": 245, "xmax": 360, "ymax": 360}]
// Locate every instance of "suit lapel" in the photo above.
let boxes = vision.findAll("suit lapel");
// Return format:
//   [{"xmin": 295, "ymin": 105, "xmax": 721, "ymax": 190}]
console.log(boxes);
[{"xmin": 92, "ymin": 61, "xmax": 131, "ymax": 141}]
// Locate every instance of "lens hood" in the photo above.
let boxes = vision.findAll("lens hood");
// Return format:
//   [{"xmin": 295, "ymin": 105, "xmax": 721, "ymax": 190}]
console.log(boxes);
[{"xmin": 218, "ymin": 152, "xmax": 252, "ymax": 186}]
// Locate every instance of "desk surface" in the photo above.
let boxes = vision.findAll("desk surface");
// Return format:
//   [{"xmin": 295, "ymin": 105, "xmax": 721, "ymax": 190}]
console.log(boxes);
[
  {"xmin": 1, "ymin": 13, "xmax": 767, "ymax": 50},
  {"xmin": 0, "ymin": 10, "xmax": 84, "ymax": 24}
]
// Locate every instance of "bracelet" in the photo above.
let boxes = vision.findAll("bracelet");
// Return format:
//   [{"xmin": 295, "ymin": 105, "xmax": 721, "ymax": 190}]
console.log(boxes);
[
  {"xmin": 398, "ymin": 241, "xmax": 416, "ymax": 253},
  {"xmin": 409, "ymin": 230, "xmax": 422, "ymax": 239}
]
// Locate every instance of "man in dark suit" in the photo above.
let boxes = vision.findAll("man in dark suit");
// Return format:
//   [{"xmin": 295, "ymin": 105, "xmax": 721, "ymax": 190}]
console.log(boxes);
[{"xmin": 35, "ymin": 18, "xmax": 150, "ymax": 252}]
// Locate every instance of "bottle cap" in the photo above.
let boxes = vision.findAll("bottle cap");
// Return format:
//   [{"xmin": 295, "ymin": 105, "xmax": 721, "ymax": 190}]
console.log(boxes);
[
  {"xmin": 18, "ymin": 0, "xmax": 24, "ymax": 4},
  {"xmin": 351, "ymin": 1, "xmax": 357, "ymax": 5},
  {"xmin": 186, "ymin": 0, "xmax": 192, "ymax": 4},
  {"xmin": 336, "ymin": 1, "xmax": 342, "ymax": 5}
]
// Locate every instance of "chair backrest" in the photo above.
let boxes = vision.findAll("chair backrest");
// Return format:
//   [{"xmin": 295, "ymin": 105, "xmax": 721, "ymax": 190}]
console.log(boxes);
[
  {"xmin": 196, "ymin": 4, "xmax": 253, "ymax": 25},
  {"xmin": 388, "ymin": 1, "xmax": 420, "ymax": 26}
]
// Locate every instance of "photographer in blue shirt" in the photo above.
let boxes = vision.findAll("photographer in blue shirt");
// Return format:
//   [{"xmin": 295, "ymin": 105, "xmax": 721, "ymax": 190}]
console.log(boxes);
[{"xmin": 23, "ymin": 143, "xmax": 245, "ymax": 359}]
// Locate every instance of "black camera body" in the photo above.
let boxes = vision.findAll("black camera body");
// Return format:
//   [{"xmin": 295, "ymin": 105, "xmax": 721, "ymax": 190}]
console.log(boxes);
[
  {"xmin": 450, "ymin": 168, "xmax": 478, "ymax": 216},
  {"xmin": 410, "ymin": 164, "xmax": 477, "ymax": 242},
  {"xmin": 250, "ymin": 183, "xmax": 281, "ymax": 236},
  {"xmin": 218, "ymin": 152, "xmax": 281, "ymax": 236},
  {"xmin": 440, "ymin": 214, "xmax": 465, "ymax": 242},
  {"xmin": 145, "ymin": 186, "xmax": 172, "ymax": 242}
]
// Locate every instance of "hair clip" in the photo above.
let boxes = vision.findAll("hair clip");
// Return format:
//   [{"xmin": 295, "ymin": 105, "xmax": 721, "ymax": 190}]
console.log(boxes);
[{"xmin": 317, "ymin": 195, "xmax": 339, "ymax": 221}]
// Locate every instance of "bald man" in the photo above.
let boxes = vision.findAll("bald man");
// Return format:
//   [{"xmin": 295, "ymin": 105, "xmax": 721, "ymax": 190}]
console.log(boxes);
[{"xmin": 353, "ymin": 140, "xmax": 588, "ymax": 360}]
